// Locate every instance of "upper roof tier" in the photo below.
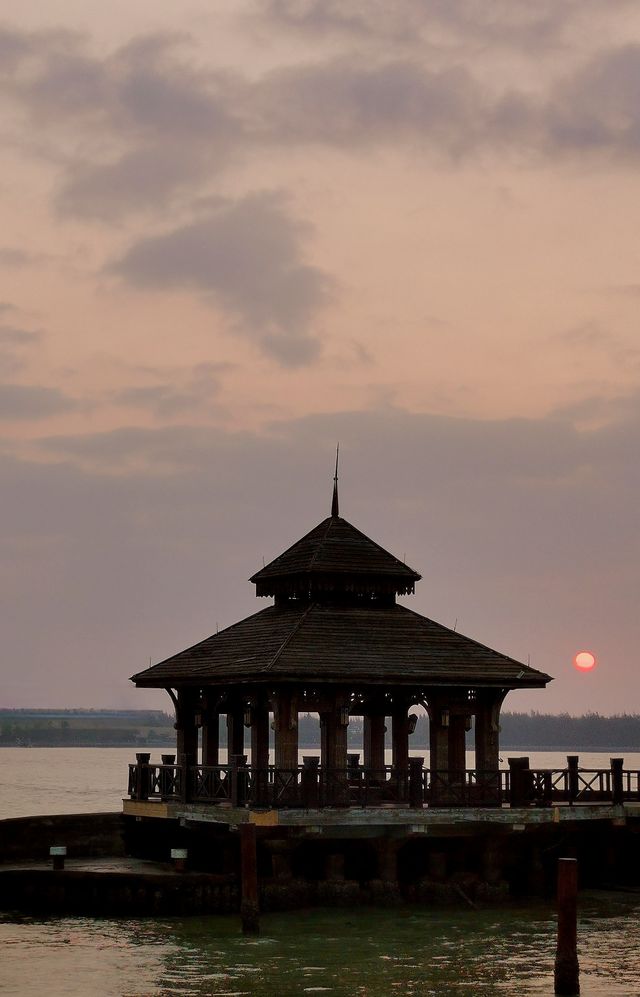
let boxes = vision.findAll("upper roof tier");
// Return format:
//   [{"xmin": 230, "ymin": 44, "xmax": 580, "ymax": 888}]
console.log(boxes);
[{"xmin": 250, "ymin": 514, "xmax": 422, "ymax": 599}]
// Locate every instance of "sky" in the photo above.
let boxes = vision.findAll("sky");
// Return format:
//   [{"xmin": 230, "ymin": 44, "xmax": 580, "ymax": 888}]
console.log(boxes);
[{"xmin": 1, "ymin": 1, "xmax": 639, "ymax": 715}]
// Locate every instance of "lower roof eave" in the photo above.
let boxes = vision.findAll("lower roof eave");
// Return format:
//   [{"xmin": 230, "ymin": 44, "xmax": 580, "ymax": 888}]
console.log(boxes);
[{"xmin": 131, "ymin": 673, "xmax": 552, "ymax": 690}]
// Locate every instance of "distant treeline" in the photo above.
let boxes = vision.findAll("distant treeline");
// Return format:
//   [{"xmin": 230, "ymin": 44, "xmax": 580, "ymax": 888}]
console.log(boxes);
[
  {"xmin": 1, "ymin": 709, "xmax": 639, "ymax": 750},
  {"xmin": 0, "ymin": 709, "xmax": 174, "ymax": 747},
  {"xmin": 498, "ymin": 712, "xmax": 640, "ymax": 751}
]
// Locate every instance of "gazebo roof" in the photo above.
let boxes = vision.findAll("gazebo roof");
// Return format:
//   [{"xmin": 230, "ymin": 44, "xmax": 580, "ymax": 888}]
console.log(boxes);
[
  {"xmin": 131, "ymin": 600, "xmax": 551, "ymax": 689},
  {"xmin": 250, "ymin": 514, "xmax": 421, "ymax": 597}
]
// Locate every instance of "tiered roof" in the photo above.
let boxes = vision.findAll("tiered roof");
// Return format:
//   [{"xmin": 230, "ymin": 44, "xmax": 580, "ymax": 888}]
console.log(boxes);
[
  {"xmin": 131, "ymin": 489, "xmax": 551, "ymax": 692},
  {"xmin": 131, "ymin": 600, "xmax": 550, "ymax": 689},
  {"xmin": 250, "ymin": 515, "xmax": 421, "ymax": 598}
]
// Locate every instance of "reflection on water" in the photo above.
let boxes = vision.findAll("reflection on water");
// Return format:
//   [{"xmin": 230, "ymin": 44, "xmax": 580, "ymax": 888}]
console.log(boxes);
[{"xmin": 2, "ymin": 896, "xmax": 640, "ymax": 997}]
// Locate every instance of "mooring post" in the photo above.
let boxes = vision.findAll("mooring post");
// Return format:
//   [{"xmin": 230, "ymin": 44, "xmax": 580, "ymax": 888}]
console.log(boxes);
[
  {"xmin": 554, "ymin": 857, "xmax": 579, "ymax": 996},
  {"xmin": 240, "ymin": 822, "xmax": 260, "ymax": 934},
  {"xmin": 49, "ymin": 845, "xmax": 66, "ymax": 870}
]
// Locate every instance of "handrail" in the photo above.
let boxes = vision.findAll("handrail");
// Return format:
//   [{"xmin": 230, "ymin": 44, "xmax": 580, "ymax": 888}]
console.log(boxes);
[{"xmin": 126, "ymin": 759, "xmax": 640, "ymax": 809}]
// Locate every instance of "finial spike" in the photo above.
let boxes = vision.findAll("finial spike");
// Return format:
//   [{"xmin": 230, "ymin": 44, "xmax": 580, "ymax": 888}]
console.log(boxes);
[{"xmin": 331, "ymin": 443, "xmax": 340, "ymax": 517}]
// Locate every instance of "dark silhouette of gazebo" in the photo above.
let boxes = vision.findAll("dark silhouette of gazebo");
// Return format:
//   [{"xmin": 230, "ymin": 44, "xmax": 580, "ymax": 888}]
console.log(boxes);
[{"xmin": 130, "ymin": 474, "xmax": 551, "ymax": 808}]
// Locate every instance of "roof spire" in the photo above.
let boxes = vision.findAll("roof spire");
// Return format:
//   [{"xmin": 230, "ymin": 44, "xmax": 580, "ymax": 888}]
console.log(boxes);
[{"xmin": 331, "ymin": 443, "xmax": 340, "ymax": 517}]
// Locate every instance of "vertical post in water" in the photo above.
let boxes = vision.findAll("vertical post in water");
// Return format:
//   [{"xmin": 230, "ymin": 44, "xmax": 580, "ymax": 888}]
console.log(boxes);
[
  {"xmin": 240, "ymin": 822, "xmax": 259, "ymax": 934},
  {"xmin": 554, "ymin": 857, "xmax": 579, "ymax": 996}
]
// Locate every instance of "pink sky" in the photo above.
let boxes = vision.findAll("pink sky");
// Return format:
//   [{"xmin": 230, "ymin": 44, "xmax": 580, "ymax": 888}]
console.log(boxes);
[{"xmin": 1, "ymin": 1, "xmax": 639, "ymax": 714}]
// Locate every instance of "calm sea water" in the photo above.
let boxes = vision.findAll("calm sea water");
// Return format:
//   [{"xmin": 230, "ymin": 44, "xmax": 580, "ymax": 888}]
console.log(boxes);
[{"xmin": 2, "ymin": 748, "xmax": 640, "ymax": 996}]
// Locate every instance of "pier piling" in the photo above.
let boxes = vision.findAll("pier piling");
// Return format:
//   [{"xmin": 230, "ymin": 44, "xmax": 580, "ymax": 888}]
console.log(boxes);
[
  {"xmin": 554, "ymin": 857, "xmax": 579, "ymax": 996},
  {"xmin": 240, "ymin": 822, "xmax": 259, "ymax": 934}
]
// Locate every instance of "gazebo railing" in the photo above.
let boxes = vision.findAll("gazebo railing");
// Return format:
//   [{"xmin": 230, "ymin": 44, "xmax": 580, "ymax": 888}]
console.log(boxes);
[{"xmin": 127, "ymin": 755, "xmax": 639, "ymax": 809}]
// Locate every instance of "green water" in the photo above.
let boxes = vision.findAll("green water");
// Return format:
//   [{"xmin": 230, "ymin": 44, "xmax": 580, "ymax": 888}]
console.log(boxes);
[{"xmin": 3, "ymin": 896, "xmax": 640, "ymax": 996}]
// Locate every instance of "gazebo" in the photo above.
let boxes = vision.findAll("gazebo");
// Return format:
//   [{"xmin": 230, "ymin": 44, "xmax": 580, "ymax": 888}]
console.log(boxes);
[{"xmin": 129, "ymin": 479, "xmax": 551, "ymax": 809}]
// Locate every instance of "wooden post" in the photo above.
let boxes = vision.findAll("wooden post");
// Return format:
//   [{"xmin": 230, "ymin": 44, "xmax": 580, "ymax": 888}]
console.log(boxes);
[
  {"xmin": 160, "ymin": 753, "xmax": 176, "ymax": 800},
  {"xmin": 508, "ymin": 757, "xmax": 530, "ymax": 808},
  {"xmin": 302, "ymin": 756, "xmax": 320, "ymax": 808},
  {"xmin": 409, "ymin": 756, "xmax": 425, "ymax": 808},
  {"xmin": 610, "ymin": 757, "xmax": 624, "ymax": 806},
  {"xmin": 231, "ymin": 754, "xmax": 248, "ymax": 807},
  {"xmin": 554, "ymin": 857, "xmax": 579, "ymax": 995},
  {"xmin": 135, "ymin": 752, "xmax": 151, "ymax": 801},
  {"xmin": 240, "ymin": 822, "xmax": 259, "ymax": 934},
  {"xmin": 567, "ymin": 756, "xmax": 579, "ymax": 805}
]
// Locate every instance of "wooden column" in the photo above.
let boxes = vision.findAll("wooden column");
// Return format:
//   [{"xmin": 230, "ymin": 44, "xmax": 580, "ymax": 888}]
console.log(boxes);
[
  {"xmin": 363, "ymin": 714, "xmax": 386, "ymax": 778},
  {"xmin": 429, "ymin": 704, "xmax": 449, "ymax": 773},
  {"xmin": 474, "ymin": 691, "xmax": 504, "ymax": 772},
  {"xmin": 175, "ymin": 689, "xmax": 198, "ymax": 766},
  {"xmin": 250, "ymin": 697, "xmax": 270, "ymax": 771},
  {"xmin": 391, "ymin": 708, "xmax": 409, "ymax": 771},
  {"xmin": 226, "ymin": 702, "xmax": 245, "ymax": 760},
  {"xmin": 251, "ymin": 696, "xmax": 270, "ymax": 806},
  {"xmin": 274, "ymin": 690, "xmax": 298, "ymax": 770},
  {"xmin": 201, "ymin": 708, "xmax": 219, "ymax": 767},
  {"xmin": 428, "ymin": 698, "xmax": 449, "ymax": 804},
  {"xmin": 448, "ymin": 715, "xmax": 467, "ymax": 774},
  {"xmin": 320, "ymin": 697, "xmax": 349, "ymax": 771},
  {"xmin": 320, "ymin": 694, "xmax": 349, "ymax": 805}
]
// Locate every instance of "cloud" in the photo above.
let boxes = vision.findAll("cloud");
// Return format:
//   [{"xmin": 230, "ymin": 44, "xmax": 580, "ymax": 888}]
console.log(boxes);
[
  {"xmin": 0, "ymin": 248, "xmax": 39, "ymax": 267},
  {"xmin": 254, "ymin": 57, "xmax": 484, "ymax": 153},
  {"xmin": 0, "ymin": 324, "xmax": 41, "ymax": 346},
  {"xmin": 2, "ymin": 28, "xmax": 245, "ymax": 219},
  {"xmin": 258, "ymin": 0, "xmax": 573, "ymax": 46},
  {"xmin": 258, "ymin": 1, "xmax": 637, "ymax": 52},
  {"xmin": 110, "ymin": 191, "xmax": 332, "ymax": 365},
  {"xmin": 0, "ymin": 383, "xmax": 78, "ymax": 420},
  {"xmin": 547, "ymin": 44, "xmax": 640, "ymax": 159},
  {"xmin": 56, "ymin": 143, "xmax": 218, "ymax": 219},
  {"xmin": 113, "ymin": 362, "xmax": 228, "ymax": 418},
  {"xmin": 4, "ymin": 17, "xmax": 640, "ymax": 232},
  {"xmin": 0, "ymin": 325, "xmax": 43, "ymax": 377}
]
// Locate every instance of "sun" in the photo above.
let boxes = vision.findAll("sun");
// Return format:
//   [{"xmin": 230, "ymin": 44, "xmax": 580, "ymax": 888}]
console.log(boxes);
[{"xmin": 574, "ymin": 650, "xmax": 597, "ymax": 672}]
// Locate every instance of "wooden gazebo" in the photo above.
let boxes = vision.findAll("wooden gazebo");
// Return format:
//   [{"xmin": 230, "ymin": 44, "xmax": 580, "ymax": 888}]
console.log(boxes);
[{"xmin": 129, "ymin": 480, "xmax": 551, "ymax": 808}]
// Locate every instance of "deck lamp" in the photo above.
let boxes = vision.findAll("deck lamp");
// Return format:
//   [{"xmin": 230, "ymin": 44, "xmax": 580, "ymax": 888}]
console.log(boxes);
[
  {"xmin": 339, "ymin": 706, "xmax": 350, "ymax": 726},
  {"xmin": 407, "ymin": 713, "xmax": 418, "ymax": 735},
  {"xmin": 441, "ymin": 710, "xmax": 450, "ymax": 728},
  {"xmin": 244, "ymin": 705, "xmax": 253, "ymax": 727},
  {"xmin": 464, "ymin": 715, "xmax": 473, "ymax": 732}
]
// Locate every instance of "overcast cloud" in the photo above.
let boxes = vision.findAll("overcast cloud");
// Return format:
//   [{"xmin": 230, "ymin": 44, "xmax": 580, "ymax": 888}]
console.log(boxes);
[
  {"xmin": 1, "ymin": 401, "xmax": 637, "ymax": 709},
  {"xmin": 1, "ymin": 1, "xmax": 640, "ymax": 715},
  {"xmin": 111, "ymin": 191, "xmax": 332, "ymax": 365}
]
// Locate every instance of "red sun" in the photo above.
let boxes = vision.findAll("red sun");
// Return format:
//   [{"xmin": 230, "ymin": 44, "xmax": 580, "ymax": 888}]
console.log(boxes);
[{"xmin": 574, "ymin": 650, "xmax": 597, "ymax": 672}]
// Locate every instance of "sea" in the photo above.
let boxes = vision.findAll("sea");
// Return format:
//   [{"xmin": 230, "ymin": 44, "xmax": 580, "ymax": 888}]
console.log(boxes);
[{"xmin": 2, "ymin": 747, "xmax": 640, "ymax": 997}]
